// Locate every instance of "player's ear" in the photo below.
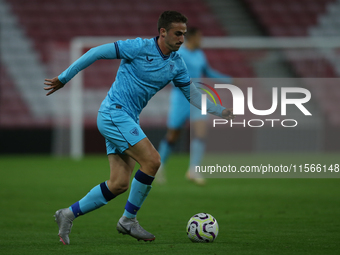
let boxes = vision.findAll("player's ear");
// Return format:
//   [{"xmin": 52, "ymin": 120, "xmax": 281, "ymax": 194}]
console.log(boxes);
[{"xmin": 160, "ymin": 28, "xmax": 167, "ymax": 38}]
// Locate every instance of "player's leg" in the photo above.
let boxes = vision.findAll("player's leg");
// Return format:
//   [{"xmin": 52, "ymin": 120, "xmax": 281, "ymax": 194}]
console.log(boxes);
[
  {"xmin": 156, "ymin": 128, "xmax": 180, "ymax": 184},
  {"xmin": 117, "ymin": 137, "xmax": 160, "ymax": 241},
  {"xmin": 69, "ymin": 153, "xmax": 134, "ymax": 217},
  {"xmin": 95, "ymin": 108, "xmax": 157, "ymax": 240},
  {"xmin": 190, "ymin": 119, "xmax": 207, "ymax": 169},
  {"xmin": 186, "ymin": 106, "xmax": 207, "ymax": 185},
  {"xmin": 96, "ymin": 109, "xmax": 157, "ymax": 241},
  {"xmin": 54, "ymin": 110, "xmax": 136, "ymax": 245},
  {"xmin": 54, "ymin": 153, "xmax": 133, "ymax": 245},
  {"xmin": 107, "ymin": 153, "xmax": 135, "ymax": 195},
  {"xmin": 157, "ymin": 88, "xmax": 190, "ymax": 183},
  {"xmin": 158, "ymin": 91, "xmax": 188, "ymax": 168},
  {"xmin": 159, "ymin": 128, "xmax": 181, "ymax": 165}
]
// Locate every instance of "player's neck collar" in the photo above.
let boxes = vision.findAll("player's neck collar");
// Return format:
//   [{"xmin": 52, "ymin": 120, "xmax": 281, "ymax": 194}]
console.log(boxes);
[{"xmin": 154, "ymin": 36, "xmax": 170, "ymax": 60}]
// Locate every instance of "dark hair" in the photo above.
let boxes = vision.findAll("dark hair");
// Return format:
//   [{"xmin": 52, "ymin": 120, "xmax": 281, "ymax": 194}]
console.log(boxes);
[
  {"xmin": 157, "ymin": 11, "xmax": 188, "ymax": 33},
  {"xmin": 186, "ymin": 27, "xmax": 200, "ymax": 39}
]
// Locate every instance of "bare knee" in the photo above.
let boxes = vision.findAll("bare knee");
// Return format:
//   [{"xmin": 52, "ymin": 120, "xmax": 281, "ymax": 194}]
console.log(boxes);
[
  {"xmin": 150, "ymin": 152, "xmax": 161, "ymax": 173},
  {"xmin": 142, "ymin": 152, "xmax": 161, "ymax": 176},
  {"xmin": 107, "ymin": 179, "xmax": 129, "ymax": 195},
  {"xmin": 155, "ymin": 153, "xmax": 161, "ymax": 169}
]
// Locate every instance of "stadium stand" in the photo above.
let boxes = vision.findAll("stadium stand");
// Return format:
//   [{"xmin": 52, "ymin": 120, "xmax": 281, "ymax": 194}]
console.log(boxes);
[
  {"xmin": 6, "ymin": 0, "xmax": 254, "ymax": 78},
  {"xmin": 0, "ymin": 66, "xmax": 50, "ymax": 127},
  {"xmin": 0, "ymin": 66, "xmax": 28, "ymax": 127},
  {"xmin": 245, "ymin": 0, "xmax": 335, "ymax": 36},
  {"xmin": 245, "ymin": 0, "xmax": 340, "ymax": 126},
  {"xmin": 7, "ymin": 0, "xmax": 225, "ymax": 62}
]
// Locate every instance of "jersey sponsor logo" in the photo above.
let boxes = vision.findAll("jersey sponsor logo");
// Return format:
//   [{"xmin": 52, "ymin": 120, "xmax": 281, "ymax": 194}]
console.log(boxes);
[
  {"xmin": 146, "ymin": 56, "xmax": 154, "ymax": 62},
  {"xmin": 170, "ymin": 63, "xmax": 174, "ymax": 72},
  {"xmin": 130, "ymin": 127, "xmax": 139, "ymax": 136}
]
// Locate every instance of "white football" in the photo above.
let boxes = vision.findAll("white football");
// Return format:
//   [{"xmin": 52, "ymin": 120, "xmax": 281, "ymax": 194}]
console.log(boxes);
[{"xmin": 186, "ymin": 213, "xmax": 219, "ymax": 243}]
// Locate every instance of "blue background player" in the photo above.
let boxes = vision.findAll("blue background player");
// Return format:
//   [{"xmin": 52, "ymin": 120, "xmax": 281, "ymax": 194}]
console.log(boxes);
[
  {"xmin": 44, "ymin": 11, "xmax": 234, "ymax": 245},
  {"xmin": 157, "ymin": 27, "xmax": 232, "ymax": 185}
]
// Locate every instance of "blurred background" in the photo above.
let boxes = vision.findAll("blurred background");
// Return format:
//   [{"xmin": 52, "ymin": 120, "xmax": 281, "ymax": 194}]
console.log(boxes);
[{"xmin": 1, "ymin": 0, "xmax": 340, "ymax": 156}]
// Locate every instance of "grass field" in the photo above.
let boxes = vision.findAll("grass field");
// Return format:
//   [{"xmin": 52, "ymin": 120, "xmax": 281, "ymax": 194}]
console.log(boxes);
[{"xmin": 1, "ymin": 153, "xmax": 340, "ymax": 255}]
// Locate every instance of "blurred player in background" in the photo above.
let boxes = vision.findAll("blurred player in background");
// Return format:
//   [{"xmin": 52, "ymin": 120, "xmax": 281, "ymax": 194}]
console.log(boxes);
[
  {"xmin": 44, "ymin": 11, "xmax": 233, "ymax": 245},
  {"xmin": 157, "ymin": 27, "xmax": 232, "ymax": 185}
]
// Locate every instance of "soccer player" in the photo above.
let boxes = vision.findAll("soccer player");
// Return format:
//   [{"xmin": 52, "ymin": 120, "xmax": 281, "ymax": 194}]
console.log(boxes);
[
  {"xmin": 44, "ymin": 11, "xmax": 233, "ymax": 245},
  {"xmin": 157, "ymin": 27, "xmax": 232, "ymax": 185}
]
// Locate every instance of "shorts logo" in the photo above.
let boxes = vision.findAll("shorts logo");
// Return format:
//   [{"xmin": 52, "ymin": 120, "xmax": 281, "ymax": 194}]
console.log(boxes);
[{"xmin": 130, "ymin": 127, "xmax": 139, "ymax": 136}]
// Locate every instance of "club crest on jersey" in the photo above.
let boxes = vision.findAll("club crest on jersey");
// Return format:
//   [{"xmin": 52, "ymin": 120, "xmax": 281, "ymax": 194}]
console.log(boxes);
[
  {"xmin": 146, "ymin": 56, "xmax": 154, "ymax": 62},
  {"xmin": 130, "ymin": 127, "xmax": 139, "ymax": 136},
  {"xmin": 170, "ymin": 63, "xmax": 174, "ymax": 72}
]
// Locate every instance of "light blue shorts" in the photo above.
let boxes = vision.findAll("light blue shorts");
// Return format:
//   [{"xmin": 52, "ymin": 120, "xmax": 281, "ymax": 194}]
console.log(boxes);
[
  {"xmin": 167, "ymin": 87, "xmax": 206, "ymax": 129},
  {"xmin": 97, "ymin": 108, "xmax": 146, "ymax": 155}
]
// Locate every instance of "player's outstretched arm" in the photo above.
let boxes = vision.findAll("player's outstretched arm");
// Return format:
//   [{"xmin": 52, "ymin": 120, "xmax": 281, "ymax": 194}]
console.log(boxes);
[
  {"xmin": 44, "ymin": 77, "xmax": 65, "ymax": 96},
  {"xmin": 178, "ymin": 82, "xmax": 234, "ymax": 120},
  {"xmin": 44, "ymin": 43, "xmax": 118, "ymax": 96}
]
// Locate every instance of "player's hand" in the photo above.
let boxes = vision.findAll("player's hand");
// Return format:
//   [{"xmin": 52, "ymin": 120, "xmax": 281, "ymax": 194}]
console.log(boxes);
[
  {"xmin": 44, "ymin": 77, "xmax": 65, "ymax": 96},
  {"xmin": 222, "ymin": 108, "xmax": 234, "ymax": 120}
]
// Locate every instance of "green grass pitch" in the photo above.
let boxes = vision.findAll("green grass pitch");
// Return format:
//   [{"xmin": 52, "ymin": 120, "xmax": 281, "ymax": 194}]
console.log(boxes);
[{"xmin": 1, "ymin": 153, "xmax": 340, "ymax": 255}]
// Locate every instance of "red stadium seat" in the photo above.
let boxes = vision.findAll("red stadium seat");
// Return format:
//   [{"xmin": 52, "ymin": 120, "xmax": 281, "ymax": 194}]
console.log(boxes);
[
  {"xmin": 0, "ymin": 67, "xmax": 48, "ymax": 127},
  {"xmin": 247, "ymin": 0, "xmax": 335, "ymax": 37},
  {"xmin": 8, "ymin": 0, "xmax": 228, "ymax": 63}
]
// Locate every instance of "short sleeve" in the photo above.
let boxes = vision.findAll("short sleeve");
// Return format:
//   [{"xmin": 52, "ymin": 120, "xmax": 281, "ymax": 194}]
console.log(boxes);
[
  {"xmin": 172, "ymin": 57, "xmax": 191, "ymax": 87},
  {"xmin": 114, "ymin": 37, "xmax": 144, "ymax": 60}
]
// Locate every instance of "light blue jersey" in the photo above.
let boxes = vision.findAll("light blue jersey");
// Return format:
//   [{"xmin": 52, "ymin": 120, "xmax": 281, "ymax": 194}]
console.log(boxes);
[
  {"xmin": 99, "ymin": 37, "xmax": 191, "ymax": 122},
  {"xmin": 58, "ymin": 36, "xmax": 225, "ymax": 154},
  {"xmin": 58, "ymin": 37, "xmax": 224, "ymax": 122}
]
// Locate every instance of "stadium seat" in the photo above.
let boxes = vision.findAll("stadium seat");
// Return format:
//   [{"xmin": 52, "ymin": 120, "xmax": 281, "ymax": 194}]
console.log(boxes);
[
  {"xmin": 246, "ymin": 0, "xmax": 335, "ymax": 37},
  {"xmin": 0, "ymin": 67, "xmax": 51, "ymax": 127}
]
